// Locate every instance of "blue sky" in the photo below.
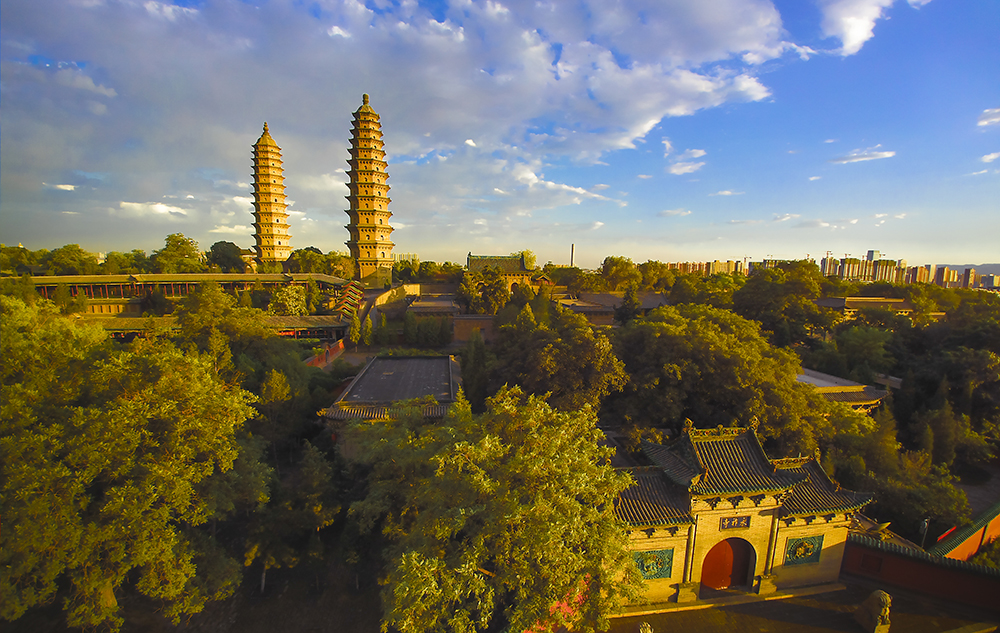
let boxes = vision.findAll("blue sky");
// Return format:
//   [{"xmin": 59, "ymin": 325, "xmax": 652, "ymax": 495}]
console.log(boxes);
[{"xmin": 1, "ymin": 0, "xmax": 997, "ymax": 269}]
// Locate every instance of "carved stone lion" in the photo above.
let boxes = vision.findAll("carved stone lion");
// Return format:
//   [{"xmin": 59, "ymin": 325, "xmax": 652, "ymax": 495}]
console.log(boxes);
[{"xmin": 854, "ymin": 589, "xmax": 891, "ymax": 632}]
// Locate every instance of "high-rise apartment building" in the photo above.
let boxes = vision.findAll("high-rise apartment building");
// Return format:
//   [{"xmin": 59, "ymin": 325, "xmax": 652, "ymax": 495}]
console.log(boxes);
[
  {"xmin": 251, "ymin": 123, "xmax": 292, "ymax": 264},
  {"xmin": 344, "ymin": 94, "xmax": 394, "ymax": 286}
]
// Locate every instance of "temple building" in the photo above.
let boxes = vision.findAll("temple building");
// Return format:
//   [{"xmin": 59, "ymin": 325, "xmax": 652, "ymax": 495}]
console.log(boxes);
[
  {"xmin": 615, "ymin": 424, "xmax": 872, "ymax": 605},
  {"xmin": 345, "ymin": 94, "xmax": 394, "ymax": 287},
  {"xmin": 251, "ymin": 123, "xmax": 292, "ymax": 264}
]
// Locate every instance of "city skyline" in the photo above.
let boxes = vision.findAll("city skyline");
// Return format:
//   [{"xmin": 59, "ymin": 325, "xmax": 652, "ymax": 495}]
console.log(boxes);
[{"xmin": 1, "ymin": 0, "xmax": 998, "ymax": 269}]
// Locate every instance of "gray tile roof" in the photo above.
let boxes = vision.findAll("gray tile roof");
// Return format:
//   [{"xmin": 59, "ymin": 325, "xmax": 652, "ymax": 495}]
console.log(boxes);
[
  {"xmin": 776, "ymin": 458, "xmax": 873, "ymax": 516},
  {"xmin": 614, "ymin": 467, "xmax": 693, "ymax": 527}
]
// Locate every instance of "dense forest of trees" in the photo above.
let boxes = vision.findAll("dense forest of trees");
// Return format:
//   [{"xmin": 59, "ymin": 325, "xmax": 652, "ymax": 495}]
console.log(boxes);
[{"xmin": 2, "ymin": 245, "xmax": 999, "ymax": 631}]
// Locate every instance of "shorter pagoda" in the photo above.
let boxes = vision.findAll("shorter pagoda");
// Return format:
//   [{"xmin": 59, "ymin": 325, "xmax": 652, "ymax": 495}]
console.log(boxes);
[{"xmin": 251, "ymin": 123, "xmax": 292, "ymax": 264}]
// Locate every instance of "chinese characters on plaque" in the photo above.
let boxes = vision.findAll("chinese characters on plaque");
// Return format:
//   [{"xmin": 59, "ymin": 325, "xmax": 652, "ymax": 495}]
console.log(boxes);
[{"xmin": 720, "ymin": 516, "xmax": 751, "ymax": 530}]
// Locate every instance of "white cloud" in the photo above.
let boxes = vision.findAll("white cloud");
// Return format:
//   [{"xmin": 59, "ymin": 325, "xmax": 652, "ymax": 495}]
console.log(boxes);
[
  {"xmin": 659, "ymin": 208, "xmax": 691, "ymax": 217},
  {"xmin": 829, "ymin": 145, "xmax": 896, "ymax": 163},
  {"xmin": 591, "ymin": 184, "xmax": 610, "ymax": 191},
  {"xmin": 54, "ymin": 68, "xmax": 117, "ymax": 97},
  {"xmin": 894, "ymin": 213, "xmax": 907, "ymax": 219},
  {"xmin": 209, "ymin": 224, "xmax": 252, "ymax": 234},
  {"xmin": 590, "ymin": 221, "xmax": 604, "ymax": 230},
  {"xmin": 43, "ymin": 183, "xmax": 77, "ymax": 191},
  {"xmin": 874, "ymin": 213, "xmax": 888, "ymax": 218},
  {"xmin": 824, "ymin": 139, "xmax": 838, "ymax": 143},
  {"xmin": 668, "ymin": 161, "xmax": 705, "ymax": 175},
  {"xmin": 728, "ymin": 219, "xmax": 762, "ymax": 225},
  {"xmin": 144, "ymin": 1, "xmax": 197, "ymax": 22},
  {"xmin": 62, "ymin": 211, "xmax": 79, "ymax": 215},
  {"xmin": 115, "ymin": 201, "xmax": 188, "ymax": 218},
  {"xmin": 774, "ymin": 213, "xmax": 801, "ymax": 222},
  {"xmin": 465, "ymin": 139, "xmax": 477, "ymax": 147},
  {"xmin": 493, "ymin": 187, "xmax": 507, "ymax": 194},
  {"xmin": 297, "ymin": 173, "xmax": 349, "ymax": 192},
  {"xmin": 969, "ymin": 169, "xmax": 989, "ymax": 176},
  {"xmin": 710, "ymin": 190, "xmax": 743, "ymax": 196},
  {"xmin": 809, "ymin": 176, "xmax": 822, "ymax": 181},
  {"xmin": 662, "ymin": 139, "xmax": 673, "ymax": 157},
  {"xmin": 817, "ymin": 0, "xmax": 895, "ymax": 56},
  {"xmin": 328, "ymin": 26, "xmax": 351, "ymax": 38},
  {"xmin": 979, "ymin": 109, "xmax": 1000, "ymax": 127},
  {"xmin": 679, "ymin": 148, "xmax": 707, "ymax": 159},
  {"xmin": 637, "ymin": 174, "xmax": 653, "ymax": 179},
  {"xmin": 981, "ymin": 152, "xmax": 1000, "ymax": 163},
  {"xmin": 794, "ymin": 219, "xmax": 832, "ymax": 229}
]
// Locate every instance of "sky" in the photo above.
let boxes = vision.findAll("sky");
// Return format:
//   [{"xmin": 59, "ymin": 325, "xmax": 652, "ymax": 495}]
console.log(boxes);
[{"xmin": 1, "ymin": 0, "xmax": 997, "ymax": 269}]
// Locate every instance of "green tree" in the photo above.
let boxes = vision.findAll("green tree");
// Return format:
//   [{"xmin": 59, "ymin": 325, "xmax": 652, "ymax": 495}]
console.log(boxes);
[
  {"xmin": 287, "ymin": 247, "xmax": 326, "ymax": 273},
  {"xmin": 491, "ymin": 304, "xmax": 626, "ymax": 412},
  {"xmin": 362, "ymin": 314, "xmax": 373, "ymax": 346},
  {"xmin": 606, "ymin": 304, "xmax": 827, "ymax": 454},
  {"xmin": 1, "ymin": 297, "xmax": 257, "ymax": 630},
  {"xmin": 268, "ymin": 285, "xmax": 307, "ymax": 316},
  {"xmin": 375, "ymin": 312, "xmax": 391, "ymax": 346},
  {"xmin": 403, "ymin": 311, "xmax": 417, "ymax": 344},
  {"xmin": 511, "ymin": 249, "xmax": 537, "ymax": 270},
  {"xmin": 348, "ymin": 311, "xmax": 362, "ymax": 351},
  {"xmin": 40, "ymin": 244, "xmax": 99, "ymax": 275},
  {"xmin": 153, "ymin": 233, "xmax": 206, "ymax": 273},
  {"xmin": 345, "ymin": 388, "xmax": 640, "ymax": 633},
  {"xmin": 480, "ymin": 267, "xmax": 510, "ymax": 315},
  {"xmin": 394, "ymin": 258, "xmax": 420, "ymax": 284},
  {"xmin": 325, "ymin": 251, "xmax": 355, "ymax": 279},
  {"xmin": 614, "ymin": 283, "xmax": 642, "ymax": 325},
  {"xmin": 244, "ymin": 442, "xmax": 339, "ymax": 593},
  {"xmin": 601, "ymin": 256, "xmax": 641, "ymax": 290},
  {"xmin": 638, "ymin": 260, "xmax": 675, "ymax": 291},
  {"xmin": 0, "ymin": 274, "xmax": 38, "ymax": 304},
  {"xmin": 732, "ymin": 261, "xmax": 835, "ymax": 346},
  {"xmin": 207, "ymin": 241, "xmax": 247, "ymax": 273},
  {"xmin": 460, "ymin": 329, "xmax": 493, "ymax": 412}
]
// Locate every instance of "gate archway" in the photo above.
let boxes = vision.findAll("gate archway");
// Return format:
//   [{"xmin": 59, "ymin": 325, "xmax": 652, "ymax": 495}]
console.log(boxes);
[{"xmin": 701, "ymin": 538, "xmax": 755, "ymax": 590}]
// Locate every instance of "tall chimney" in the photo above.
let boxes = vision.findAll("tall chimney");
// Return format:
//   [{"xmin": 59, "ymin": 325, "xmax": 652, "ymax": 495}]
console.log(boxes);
[{"xmin": 570, "ymin": 244, "xmax": 575, "ymax": 267}]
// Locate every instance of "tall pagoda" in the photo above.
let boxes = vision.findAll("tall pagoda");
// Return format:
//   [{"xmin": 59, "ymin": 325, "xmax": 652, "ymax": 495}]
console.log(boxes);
[
  {"xmin": 345, "ymin": 94, "xmax": 394, "ymax": 286},
  {"xmin": 251, "ymin": 123, "xmax": 292, "ymax": 264}
]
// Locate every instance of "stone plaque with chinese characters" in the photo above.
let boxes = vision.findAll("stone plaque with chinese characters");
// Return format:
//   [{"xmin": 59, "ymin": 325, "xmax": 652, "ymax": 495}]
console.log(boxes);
[{"xmin": 719, "ymin": 516, "xmax": 751, "ymax": 530}]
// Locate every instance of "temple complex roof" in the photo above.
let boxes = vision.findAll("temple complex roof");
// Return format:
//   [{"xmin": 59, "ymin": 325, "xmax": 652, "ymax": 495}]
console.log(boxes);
[
  {"xmin": 467, "ymin": 254, "xmax": 529, "ymax": 274},
  {"xmin": 616, "ymin": 425, "xmax": 872, "ymax": 527},
  {"xmin": 643, "ymin": 427, "xmax": 804, "ymax": 495},
  {"xmin": 775, "ymin": 458, "xmax": 873, "ymax": 516},
  {"xmin": 615, "ymin": 467, "xmax": 693, "ymax": 528}
]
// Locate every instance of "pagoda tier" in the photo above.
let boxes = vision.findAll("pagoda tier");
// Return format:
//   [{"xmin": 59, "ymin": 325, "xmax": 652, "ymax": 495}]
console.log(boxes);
[
  {"xmin": 344, "ymin": 94, "xmax": 394, "ymax": 285},
  {"xmin": 251, "ymin": 123, "xmax": 292, "ymax": 263}
]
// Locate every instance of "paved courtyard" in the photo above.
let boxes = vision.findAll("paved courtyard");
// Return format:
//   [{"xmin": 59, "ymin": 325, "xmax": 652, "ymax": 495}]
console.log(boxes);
[{"xmin": 608, "ymin": 581, "xmax": 997, "ymax": 633}]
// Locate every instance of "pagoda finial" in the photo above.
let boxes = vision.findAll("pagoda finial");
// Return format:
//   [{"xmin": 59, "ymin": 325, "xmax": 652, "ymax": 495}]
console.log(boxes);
[
  {"xmin": 263, "ymin": 122, "xmax": 269, "ymax": 133},
  {"xmin": 362, "ymin": 93, "xmax": 369, "ymax": 105}
]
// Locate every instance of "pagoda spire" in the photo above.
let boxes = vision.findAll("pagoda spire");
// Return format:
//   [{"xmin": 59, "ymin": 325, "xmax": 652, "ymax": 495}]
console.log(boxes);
[
  {"xmin": 251, "ymin": 123, "xmax": 292, "ymax": 264},
  {"xmin": 344, "ymin": 94, "xmax": 394, "ymax": 286}
]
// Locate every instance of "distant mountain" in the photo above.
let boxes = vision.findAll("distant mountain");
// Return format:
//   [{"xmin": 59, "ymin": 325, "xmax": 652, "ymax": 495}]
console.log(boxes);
[{"xmin": 940, "ymin": 264, "xmax": 1000, "ymax": 276}]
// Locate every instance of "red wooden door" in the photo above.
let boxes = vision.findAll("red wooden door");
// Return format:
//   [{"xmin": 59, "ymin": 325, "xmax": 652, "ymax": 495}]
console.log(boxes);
[{"xmin": 702, "ymin": 538, "xmax": 752, "ymax": 590}]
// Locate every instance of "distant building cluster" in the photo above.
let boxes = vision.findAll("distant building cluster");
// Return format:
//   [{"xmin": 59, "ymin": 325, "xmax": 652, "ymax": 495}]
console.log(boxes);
[
  {"xmin": 662, "ymin": 260, "xmax": 749, "ymax": 276},
  {"xmin": 816, "ymin": 249, "xmax": 994, "ymax": 289}
]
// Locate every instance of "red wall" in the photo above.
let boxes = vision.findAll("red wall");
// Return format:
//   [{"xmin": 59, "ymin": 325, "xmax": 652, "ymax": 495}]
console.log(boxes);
[{"xmin": 842, "ymin": 540, "xmax": 1000, "ymax": 612}]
